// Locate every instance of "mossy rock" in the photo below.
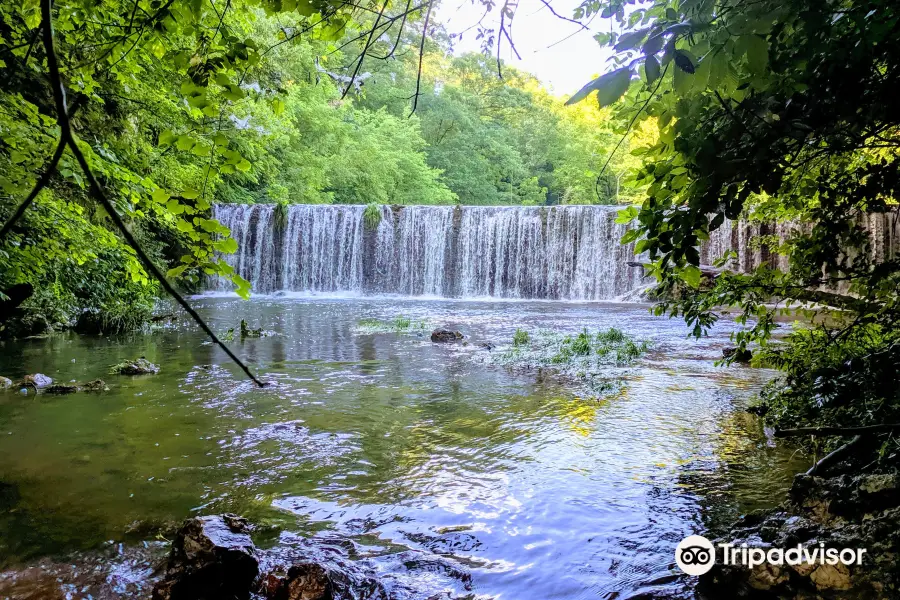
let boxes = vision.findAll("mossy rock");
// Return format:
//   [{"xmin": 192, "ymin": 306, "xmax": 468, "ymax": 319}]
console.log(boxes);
[{"xmin": 111, "ymin": 358, "xmax": 160, "ymax": 375}]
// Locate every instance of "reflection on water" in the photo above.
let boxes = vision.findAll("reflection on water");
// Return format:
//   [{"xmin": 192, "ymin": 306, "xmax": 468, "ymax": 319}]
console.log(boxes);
[{"xmin": 0, "ymin": 297, "xmax": 809, "ymax": 598}]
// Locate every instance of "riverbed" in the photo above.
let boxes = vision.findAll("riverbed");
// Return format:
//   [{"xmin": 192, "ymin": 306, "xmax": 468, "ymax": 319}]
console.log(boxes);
[{"xmin": 0, "ymin": 296, "xmax": 809, "ymax": 598}]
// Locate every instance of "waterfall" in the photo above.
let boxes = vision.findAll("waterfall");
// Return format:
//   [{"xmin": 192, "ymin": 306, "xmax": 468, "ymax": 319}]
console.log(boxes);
[{"xmin": 210, "ymin": 204, "xmax": 899, "ymax": 300}]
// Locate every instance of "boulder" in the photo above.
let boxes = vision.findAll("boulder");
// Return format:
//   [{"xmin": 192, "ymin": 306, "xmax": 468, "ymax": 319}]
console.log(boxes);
[
  {"xmin": 19, "ymin": 373, "xmax": 52, "ymax": 388},
  {"xmin": 430, "ymin": 329, "xmax": 463, "ymax": 343},
  {"xmin": 112, "ymin": 358, "xmax": 160, "ymax": 375},
  {"xmin": 0, "ymin": 377, "xmax": 12, "ymax": 389},
  {"xmin": 265, "ymin": 563, "xmax": 334, "ymax": 600},
  {"xmin": 152, "ymin": 514, "xmax": 259, "ymax": 600}
]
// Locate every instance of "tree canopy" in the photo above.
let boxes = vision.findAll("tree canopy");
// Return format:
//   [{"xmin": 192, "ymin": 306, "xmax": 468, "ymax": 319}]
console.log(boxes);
[
  {"xmin": 569, "ymin": 0, "xmax": 899, "ymax": 451},
  {"xmin": 0, "ymin": 0, "xmax": 646, "ymax": 334}
]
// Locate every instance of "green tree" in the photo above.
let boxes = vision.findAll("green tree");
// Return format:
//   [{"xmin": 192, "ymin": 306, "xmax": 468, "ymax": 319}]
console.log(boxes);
[{"xmin": 571, "ymin": 0, "xmax": 900, "ymax": 458}]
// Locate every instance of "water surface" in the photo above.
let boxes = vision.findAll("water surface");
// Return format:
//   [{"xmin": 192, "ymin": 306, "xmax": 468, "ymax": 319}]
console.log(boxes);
[{"xmin": 0, "ymin": 297, "xmax": 808, "ymax": 598}]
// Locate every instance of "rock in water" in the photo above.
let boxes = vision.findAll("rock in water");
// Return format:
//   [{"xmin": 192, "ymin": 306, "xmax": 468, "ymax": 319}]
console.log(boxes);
[
  {"xmin": 431, "ymin": 329, "xmax": 463, "ymax": 343},
  {"xmin": 0, "ymin": 377, "xmax": 12, "ymax": 389},
  {"xmin": 152, "ymin": 514, "xmax": 259, "ymax": 600},
  {"xmin": 45, "ymin": 384, "xmax": 79, "ymax": 394},
  {"xmin": 112, "ymin": 358, "xmax": 160, "ymax": 375},
  {"xmin": 266, "ymin": 563, "xmax": 334, "ymax": 600},
  {"xmin": 43, "ymin": 379, "xmax": 109, "ymax": 394},
  {"xmin": 19, "ymin": 373, "xmax": 52, "ymax": 388},
  {"xmin": 723, "ymin": 346, "xmax": 752, "ymax": 362},
  {"xmin": 81, "ymin": 379, "xmax": 109, "ymax": 392}
]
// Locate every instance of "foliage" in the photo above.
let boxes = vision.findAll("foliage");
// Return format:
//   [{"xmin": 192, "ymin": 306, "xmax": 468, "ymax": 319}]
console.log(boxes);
[
  {"xmin": 754, "ymin": 324, "xmax": 899, "ymax": 459},
  {"xmin": 0, "ymin": 0, "xmax": 655, "ymax": 337},
  {"xmin": 363, "ymin": 203, "xmax": 382, "ymax": 230},
  {"xmin": 570, "ymin": 0, "xmax": 900, "ymax": 440}
]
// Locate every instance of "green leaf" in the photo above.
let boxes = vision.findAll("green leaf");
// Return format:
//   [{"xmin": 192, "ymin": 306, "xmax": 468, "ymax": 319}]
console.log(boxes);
[
  {"xmin": 175, "ymin": 135, "xmax": 195, "ymax": 151},
  {"xmin": 235, "ymin": 159, "xmax": 252, "ymax": 172},
  {"xmin": 615, "ymin": 206, "xmax": 640, "ymax": 224},
  {"xmin": 565, "ymin": 67, "xmax": 632, "ymax": 107},
  {"xmin": 673, "ymin": 50, "xmax": 695, "ymax": 73},
  {"xmin": 620, "ymin": 229, "xmax": 640, "ymax": 244},
  {"xmin": 218, "ymin": 237, "xmax": 239, "ymax": 253},
  {"xmin": 181, "ymin": 187, "xmax": 200, "ymax": 199},
  {"xmin": 745, "ymin": 35, "xmax": 768, "ymax": 74},
  {"xmin": 159, "ymin": 129, "xmax": 177, "ymax": 146},
  {"xmin": 191, "ymin": 143, "xmax": 211, "ymax": 157},
  {"xmin": 166, "ymin": 199, "xmax": 184, "ymax": 215},
  {"xmin": 644, "ymin": 55, "xmax": 661, "ymax": 85},
  {"xmin": 614, "ymin": 28, "xmax": 649, "ymax": 52},
  {"xmin": 674, "ymin": 64, "xmax": 694, "ymax": 96},
  {"xmin": 681, "ymin": 265, "xmax": 702, "ymax": 289},
  {"xmin": 151, "ymin": 188, "xmax": 170, "ymax": 203},
  {"xmin": 166, "ymin": 265, "xmax": 188, "ymax": 279}
]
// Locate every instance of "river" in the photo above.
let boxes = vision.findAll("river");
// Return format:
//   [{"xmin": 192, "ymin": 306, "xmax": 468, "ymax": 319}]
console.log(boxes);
[{"xmin": 0, "ymin": 295, "xmax": 809, "ymax": 599}]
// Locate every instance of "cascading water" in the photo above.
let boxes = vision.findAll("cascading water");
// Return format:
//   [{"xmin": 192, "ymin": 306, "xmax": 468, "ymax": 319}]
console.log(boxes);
[{"xmin": 211, "ymin": 204, "xmax": 899, "ymax": 300}]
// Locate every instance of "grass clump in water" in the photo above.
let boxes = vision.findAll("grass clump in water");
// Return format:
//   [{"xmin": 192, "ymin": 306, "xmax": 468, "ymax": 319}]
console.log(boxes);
[
  {"xmin": 492, "ymin": 327, "xmax": 650, "ymax": 396},
  {"xmin": 513, "ymin": 328, "xmax": 530, "ymax": 347},
  {"xmin": 355, "ymin": 315, "xmax": 428, "ymax": 334}
]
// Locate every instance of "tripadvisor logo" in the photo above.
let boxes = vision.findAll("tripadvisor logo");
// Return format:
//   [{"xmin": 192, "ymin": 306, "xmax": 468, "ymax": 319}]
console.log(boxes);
[
  {"xmin": 675, "ymin": 535, "xmax": 868, "ymax": 576},
  {"xmin": 675, "ymin": 535, "xmax": 716, "ymax": 576}
]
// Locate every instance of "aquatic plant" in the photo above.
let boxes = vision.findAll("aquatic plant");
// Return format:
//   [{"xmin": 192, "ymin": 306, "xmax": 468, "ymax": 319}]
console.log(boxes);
[
  {"xmin": 354, "ymin": 316, "xmax": 428, "ymax": 334},
  {"xmin": 490, "ymin": 327, "xmax": 650, "ymax": 397},
  {"xmin": 363, "ymin": 203, "xmax": 382, "ymax": 230},
  {"xmin": 512, "ymin": 328, "xmax": 529, "ymax": 347}
]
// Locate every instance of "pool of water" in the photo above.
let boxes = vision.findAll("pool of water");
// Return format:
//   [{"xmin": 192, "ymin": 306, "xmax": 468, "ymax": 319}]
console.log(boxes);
[{"xmin": 0, "ymin": 296, "xmax": 808, "ymax": 598}]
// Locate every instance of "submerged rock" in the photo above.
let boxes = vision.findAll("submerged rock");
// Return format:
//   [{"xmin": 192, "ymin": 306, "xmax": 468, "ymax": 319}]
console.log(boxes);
[
  {"xmin": 45, "ymin": 383, "xmax": 79, "ymax": 395},
  {"xmin": 112, "ymin": 358, "xmax": 160, "ymax": 375},
  {"xmin": 430, "ymin": 329, "xmax": 463, "ymax": 343},
  {"xmin": 44, "ymin": 379, "xmax": 109, "ymax": 394},
  {"xmin": 19, "ymin": 373, "xmax": 52, "ymax": 388},
  {"xmin": 152, "ymin": 514, "xmax": 259, "ymax": 600}
]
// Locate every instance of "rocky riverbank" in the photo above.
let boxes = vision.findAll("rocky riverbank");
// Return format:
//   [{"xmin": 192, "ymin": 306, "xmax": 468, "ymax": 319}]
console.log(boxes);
[
  {"xmin": 0, "ymin": 514, "xmax": 474, "ymax": 600},
  {"xmin": 699, "ymin": 469, "xmax": 900, "ymax": 598}
]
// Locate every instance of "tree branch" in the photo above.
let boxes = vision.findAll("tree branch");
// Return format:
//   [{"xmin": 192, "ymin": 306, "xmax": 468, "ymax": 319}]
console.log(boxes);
[{"xmin": 32, "ymin": 0, "xmax": 265, "ymax": 387}]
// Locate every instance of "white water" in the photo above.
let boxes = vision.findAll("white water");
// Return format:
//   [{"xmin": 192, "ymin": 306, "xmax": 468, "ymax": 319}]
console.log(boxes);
[{"xmin": 211, "ymin": 204, "xmax": 899, "ymax": 300}]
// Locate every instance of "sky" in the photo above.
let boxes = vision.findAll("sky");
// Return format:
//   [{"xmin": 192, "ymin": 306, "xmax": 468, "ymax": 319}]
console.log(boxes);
[{"xmin": 435, "ymin": 0, "xmax": 615, "ymax": 96}]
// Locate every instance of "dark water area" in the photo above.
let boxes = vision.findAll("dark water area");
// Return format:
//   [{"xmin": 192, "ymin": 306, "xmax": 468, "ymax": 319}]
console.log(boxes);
[{"xmin": 0, "ymin": 296, "xmax": 809, "ymax": 598}]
